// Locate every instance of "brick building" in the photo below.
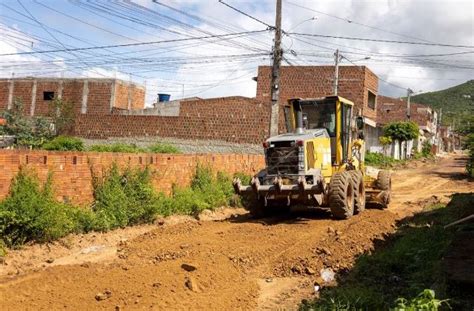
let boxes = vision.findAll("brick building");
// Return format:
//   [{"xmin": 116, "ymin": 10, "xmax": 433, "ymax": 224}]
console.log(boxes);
[
  {"xmin": 255, "ymin": 65, "xmax": 379, "ymax": 148},
  {"xmin": 376, "ymin": 95, "xmax": 438, "ymax": 156},
  {"xmin": 0, "ymin": 77, "xmax": 145, "ymax": 117}
]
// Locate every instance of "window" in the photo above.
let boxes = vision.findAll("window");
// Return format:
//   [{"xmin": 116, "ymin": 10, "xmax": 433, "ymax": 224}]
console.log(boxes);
[
  {"xmin": 43, "ymin": 91, "xmax": 55, "ymax": 100},
  {"xmin": 341, "ymin": 104, "xmax": 352, "ymax": 162},
  {"xmin": 300, "ymin": 100, "xmax": 336, "ymax": 136},
  {"xmin": 367, "ymin": 90, "xmax": 376, "ymax": 110}
]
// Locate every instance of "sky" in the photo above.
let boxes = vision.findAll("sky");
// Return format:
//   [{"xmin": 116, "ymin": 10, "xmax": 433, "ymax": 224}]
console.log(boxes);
[{"xmin": 0, "ymin": 0, "xmax": 473, "ymax": 106}]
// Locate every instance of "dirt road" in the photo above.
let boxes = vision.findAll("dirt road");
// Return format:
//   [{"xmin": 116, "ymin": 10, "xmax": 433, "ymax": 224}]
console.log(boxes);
[{"xmin": 0, "ymin": 154, "xmax": 472, "ymax": 310}]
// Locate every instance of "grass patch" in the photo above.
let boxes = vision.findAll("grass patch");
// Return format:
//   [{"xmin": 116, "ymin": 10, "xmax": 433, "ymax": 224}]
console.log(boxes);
[
  {"xmin": 300, "ymin": 193, "xmax": 474, "ymax": 311},
  {"xmin": 148, "ymin": 143, "xmax": 181, "ymax": 154},
  {"xmin": 88, "ymin": 142, "xmax": 181, "ymax": 154},
  {"xmin": 89, "ymin": 143, "xmax": 146, "ymax": 153},
  {"xmin": 42, "ymin": 136, "xmax": 85, "ymax": 151}
]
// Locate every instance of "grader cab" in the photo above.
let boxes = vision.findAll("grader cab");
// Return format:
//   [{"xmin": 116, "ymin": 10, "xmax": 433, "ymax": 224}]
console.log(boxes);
[{"xmin": 233, "ymin": 96, "xmax": 391, "ymax": 219}]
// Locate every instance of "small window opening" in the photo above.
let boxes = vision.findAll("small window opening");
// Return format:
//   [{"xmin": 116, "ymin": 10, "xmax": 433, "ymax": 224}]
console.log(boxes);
[
  {"xmin": 368, "ymin": 91, "xmax": 376, "ymax": 110},
  {"xmin": 43, "ymin": 91, "xmax": 55, "ymax": 100}
]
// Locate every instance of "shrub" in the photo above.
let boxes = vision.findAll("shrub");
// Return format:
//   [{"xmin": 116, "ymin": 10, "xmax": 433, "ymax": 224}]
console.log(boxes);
[
  {"xmin": 42, "ymin": 136, "xmax": 84, "ymax": 151},
  {"xmin": 92, "ymin": 164, "xmax": 160, "ymax": 231},
  {"xmin": 0, "ymin": 168, "xmax": 79, "ymax": 247},
  {"xmin": 0, "ymin": 98, "xmax": 54, "ymax": 148},
  {"xmin": 148, "ymin": 143, "xmax": 180, "ymax": 154},
  {"xmin": 365, "ymin": 152, "xmax": 397, "ymax": 168},
  {"xmin": 89, "ymin": 143, "xmax": 145, "ymax": 153}
]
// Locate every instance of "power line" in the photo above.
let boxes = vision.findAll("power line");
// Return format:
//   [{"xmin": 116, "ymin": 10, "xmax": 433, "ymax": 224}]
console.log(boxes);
[
  {"xmin": 284, "ymin": 0, "xmax": 444, "ymax": 45},
  {"xmin": 289, "ymin": 32, "xmax": 474, "ymax": 48},
  {"xmin": 0, "ymin": 30, "xmax": 269, "ymax": 56},
  {"xmin": 218, "ymin": 0, "xmax": 274, "ymax": 29}
]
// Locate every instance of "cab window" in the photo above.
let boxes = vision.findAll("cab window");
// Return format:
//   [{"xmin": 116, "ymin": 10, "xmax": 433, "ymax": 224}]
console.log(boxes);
[{"xmin": 301, "ymin": 101, "xmax": 336, "ymax": 136}]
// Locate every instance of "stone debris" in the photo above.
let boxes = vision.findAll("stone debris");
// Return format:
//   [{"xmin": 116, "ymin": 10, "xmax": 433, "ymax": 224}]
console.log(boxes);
[
  {"xmin": 95, "ymin": 290, "xmax": 112, "ymax": 301},
  {"xmin": 181, "ymin": 263, "xmax": 197, "ymax": 272},
  {"xmin": 185, "ymin": 277, "xmax": 201, "ymax": 292}
]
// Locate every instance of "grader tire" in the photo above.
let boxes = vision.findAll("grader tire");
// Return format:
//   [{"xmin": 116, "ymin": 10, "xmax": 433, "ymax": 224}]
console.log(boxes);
[
  {"xmin": 328, "ymin": 172, "xmax": 355, "ymax": 219},
  {"xmin": 349, "ymin": 171, "xmax": 366, "ymax": 214},
  {"xmin": 376, "ymin": 170, "xmax": 392, "ymax": 206},
  {"xmin": 376, "ymin": 170, "xmax": 391, "ymax": 190}
]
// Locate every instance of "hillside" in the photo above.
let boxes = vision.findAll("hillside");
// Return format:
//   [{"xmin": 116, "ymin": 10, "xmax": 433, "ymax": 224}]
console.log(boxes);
[{"xmin": 411, "ymin": 80, "xmax": 474, "ymax": 128}]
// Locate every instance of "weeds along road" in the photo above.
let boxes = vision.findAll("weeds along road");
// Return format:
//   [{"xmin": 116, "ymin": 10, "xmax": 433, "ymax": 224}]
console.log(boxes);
[{"xmin": 0, "ymin": 154, "xmax": 472, "ymax": 310}]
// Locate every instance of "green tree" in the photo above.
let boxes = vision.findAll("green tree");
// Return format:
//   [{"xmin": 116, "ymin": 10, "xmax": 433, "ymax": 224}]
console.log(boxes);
[
  {"xmin": 379, "ymin": 136, "xmax": 393, "ymax": 156},
  {"xmin": 383, "ymin": 121, "xmax": 419, "ymax": 159},
  {"xmin": 0, "ymin": 98, "xmax": 53, "ymax": 148},
  {"xmin": 47, "ymin": 98, "xmax": 75, "ymax": 135}
]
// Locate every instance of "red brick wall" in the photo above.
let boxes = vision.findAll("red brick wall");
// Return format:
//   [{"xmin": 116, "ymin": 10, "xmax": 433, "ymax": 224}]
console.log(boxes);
[
  {"xmin": 62, "ymin": 80, "xmax": 84, "ymax": 116},
  {"xmin": 34, "ymin": 81, "xmax": 59, "ymax": 116},
  {"xmin": 256, "ymin": 65, "xmax": 378, "ymax": 121},
  {"xmin": 86, "ymin": 81, "xmax": 112, "ymax": 115},
  {"xmin": 113, "ymin": 82, "xmax": 146, "ymax": 111},
  {"xmin": 0, "ymin": 150, "xmax": 264, "ymax": 206},
  {"xmin": 75, "ymin": 96, "xmax": 271, "ymax": 144},
  {"xmin": 11, "ymin": 81, "xmax": 33, "ymax": 114}
]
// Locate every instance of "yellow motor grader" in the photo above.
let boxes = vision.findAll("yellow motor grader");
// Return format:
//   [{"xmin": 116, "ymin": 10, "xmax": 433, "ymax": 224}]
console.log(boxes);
[{"xmin": 233, "ymin": 96, "xmax": 391, "ymax": 219}]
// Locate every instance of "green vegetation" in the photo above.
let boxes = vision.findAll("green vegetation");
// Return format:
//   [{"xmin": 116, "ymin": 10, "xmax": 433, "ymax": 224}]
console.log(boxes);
[
  {"xmin": 89, "ymin": 142, "xmax": 181, "ymax": 154},
  {"xmin": 300, "ymin": 193, "xmax": 474, "ymax": 311},
  {"xmin": 411, "ymin": 80, "xmax": 474, "ymax": 127},
  {"xmin": 0, "ymin": 99, "xmax": 54, "ymax": 148},
  {"xmin": 42, "ymin": 136, "xmax": 85, "ymax": 151},
  {"xmin": 365, "ymin": 152, "xmax": 400, "ymax": 168},
  {"xmin": 0, "ymin": 164, "xmax": 242, "ymax": 249},
  {"xmin": 0, "ymin": 169, "xmax": 80, "ymax": 247},
  {"xmin": 465, "ymin": 133, "xmax": 474, "ymax": 178},
  {"xmin": 148, "ymin": 143, "xmax": 181, "ymax": 154},
  {"xmin": 382, "ymin": 121, "xmax": 420, "ymax": 161},
  {"xmin": 89, "ymin": 143, "xmax": 146, "ymax": 153}
]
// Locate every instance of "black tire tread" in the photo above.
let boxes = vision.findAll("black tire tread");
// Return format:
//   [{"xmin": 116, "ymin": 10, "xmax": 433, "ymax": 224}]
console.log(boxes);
[{"xmin": 328, "ymin": 172, "xmax": 354, "ymax": 219}]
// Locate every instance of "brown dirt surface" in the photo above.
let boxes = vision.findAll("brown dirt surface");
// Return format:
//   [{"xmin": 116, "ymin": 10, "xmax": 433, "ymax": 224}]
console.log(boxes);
[{"xmin": 0, "ymin": 154, "xmax": 472, "ymax": 310}]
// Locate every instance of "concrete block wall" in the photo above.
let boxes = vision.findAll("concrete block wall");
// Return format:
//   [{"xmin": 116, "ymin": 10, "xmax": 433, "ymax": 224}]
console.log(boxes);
[{"xmin": 0, "ymin": 150, "xmax": 265, "ymax": 206}]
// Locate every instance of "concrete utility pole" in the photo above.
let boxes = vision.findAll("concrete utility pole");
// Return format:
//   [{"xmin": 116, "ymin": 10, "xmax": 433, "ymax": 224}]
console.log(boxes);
[
  {"xmin": 269, "ymin": 0, "xmax": 282, "ymax": 137},
  {"xmin": 406, "ymin": 88, "xmax": 414, "ymax": 120},
  {"xmin": 333, "ymin": 49, "xmax": 341, "ymax": 95}
]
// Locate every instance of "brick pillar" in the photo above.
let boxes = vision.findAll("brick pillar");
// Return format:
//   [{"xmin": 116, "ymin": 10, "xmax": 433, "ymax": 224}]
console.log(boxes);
[
  {"xmin": 81, "ymin": 80, "xmax": 88, "ymax": 114},
  {"xmin": 30, "ymin": 80, "xmax": 37, "ymax": 116}
]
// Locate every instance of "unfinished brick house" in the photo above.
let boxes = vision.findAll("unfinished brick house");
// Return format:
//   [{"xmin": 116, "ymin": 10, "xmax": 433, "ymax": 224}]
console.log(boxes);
[
  {"xmin": 0, "ymin": 78, "xmax": 145, "ymax": 116},
  {"xmin": 255, "ymin": 65, "xmax": 380, "ymax": 149}
]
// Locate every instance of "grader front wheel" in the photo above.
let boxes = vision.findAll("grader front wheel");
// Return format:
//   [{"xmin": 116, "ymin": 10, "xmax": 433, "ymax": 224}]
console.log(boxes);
[{"xmin": 329, "ymin": 172, "xmax": 355, "ymax": 219}]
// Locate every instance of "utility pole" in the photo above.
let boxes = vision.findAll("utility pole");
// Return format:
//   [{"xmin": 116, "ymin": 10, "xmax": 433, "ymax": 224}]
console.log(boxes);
[
  {"xmin": 333, "ymin": 49, "xmax": 341, "ymax": 95},
  {"xmin": 269, "ymin": 0, "xmax": 282, "ymax": 137},
  {"xmin": 406, "ymin": 88, "xmax": 413, "ymax": 120}
]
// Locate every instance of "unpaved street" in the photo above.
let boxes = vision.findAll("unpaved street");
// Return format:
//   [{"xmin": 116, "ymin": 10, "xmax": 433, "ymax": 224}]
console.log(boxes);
[{"xmin": 0, "ymin": 154, "xmax": 472, "ymax": 310}]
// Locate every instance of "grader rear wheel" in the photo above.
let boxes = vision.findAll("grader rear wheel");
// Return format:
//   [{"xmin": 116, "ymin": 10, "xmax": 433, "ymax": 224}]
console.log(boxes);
[
  {"xmin": 328, "ymin": 171, "xmax": 355, "ymax": 219},
  {"xmin": 349, "ymin": 170, "xmax": 366, "ymax": 214}
]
